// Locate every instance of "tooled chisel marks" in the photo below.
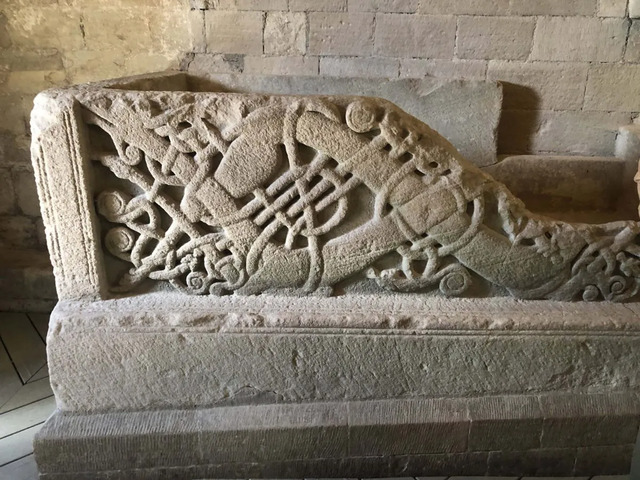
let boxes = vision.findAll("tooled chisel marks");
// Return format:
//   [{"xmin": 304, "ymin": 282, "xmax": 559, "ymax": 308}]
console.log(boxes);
[{"xmin": 81, "ymin": 91, "xmax": 640, "ymax": 302}]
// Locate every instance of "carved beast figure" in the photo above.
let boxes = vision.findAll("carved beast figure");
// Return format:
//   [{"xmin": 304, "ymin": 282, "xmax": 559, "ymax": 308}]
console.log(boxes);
[{"xmin": 34, "ymin": 90, "xmax": 640, "ymax": 302}]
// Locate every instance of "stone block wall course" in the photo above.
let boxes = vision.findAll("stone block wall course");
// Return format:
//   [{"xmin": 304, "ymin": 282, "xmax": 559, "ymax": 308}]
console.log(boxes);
[{"xmin": 1, "ymin": 0, "xmax": 639, "ymax": 256}]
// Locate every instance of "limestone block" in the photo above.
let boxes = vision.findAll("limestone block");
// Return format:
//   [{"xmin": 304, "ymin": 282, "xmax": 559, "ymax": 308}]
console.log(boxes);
[
  {"xmin": 598, "ymin": 0, "xmax": 628, "ymax": 16},
  {"xmin": 418, "ymin": 0, "xmax": 510, "ymax": 15},
  {"xmin": 0, "ymin": 168, "xmax": 15, "ymax": 215},
  {"xmin": 0, "ymin": 249, "xmax": 56, "ymax": 312},
  {"xmin": 585, "ymin": 64, "xmax": 640, "ymax": 112},
  {"xmin": 205, "ymin": 10, "xmax": 263, "ymax": 54},
  {"xmin": 187, "ymin": 53, "xmax": 244, "ymax": 74},
  {"xmin": 487, "ymin": 448, "xmax": 577, "ymax": 476},
  {"xmin": 347, "ymin": 0, "xmax": 419, "ymax": 12},
  {"xmin": 236, "ymin": 0, "xmax": 288, "ymax": 9},
  {"xmin": 468, "ymin": 396, "xmax": 542, "ymax": 452},
  {"xmin": 631, "ymin": 0, "xmax": 640, "ymax": 16},
  {"xmin": 308, "ymin": 12, "xmax": 374, "ymax": 55},
  {"xmin": 290, "ymin": 0, "xmax": 347, "ymax": 11},
  {"xmin": 484, "ymin": 155, "xmax": 637, "ymax": 221},
  {"xmin": 498, "ymin": 110, "xmax": 631, "ymax": 156},
  {"xmin": 0, "ymin": 215, "xmax": 37, "ymax": 249},
  {"xmin": 456, "ymin": 17, "xmax": 535, "ymax": 60},
  {"xmin": 81, "ymin": 8, "xmax": 155, "ymax": 53},
  {"xmin": 374, "ymin": 13, "xmax": 456, "ymax": 58},
  {"xmin": 264, "ymin": 12, "xmax": 306, "ymax": 56},
  {"xmin": 4, "ymin": 70, "xmax": 67, "ymax": 94},
  {"xmin": 615, "ymin": 124, "xmax": 640, "ymax": 161},
  {"xmin": 46, "ymin": 294, "xmax": 640, "ymax": 412},
  {"xmin": 33, "ymin": 391, "xmax": 640, "ymax": 478},
  {"xmin": 625, "ymin": 20, "xmax": 640, "ymax": 63},
  {"xmin": 532, "ymin": 17, "xmax": 628, "ymax": 62},
  {"xmin": 13, "ymin": 168, "xmax": 41, "ymax": 216},
  {"xmin": 3, "ymin": 6, "xmax": 84, "ymax": 51},
  {"xmin": 320, "ymin": 56, "xmax": 399, "ymax": 78},
  {"xmin": 0, "ymin": 48, "xmax": 63, "ymax": 71},
  {"xmin": 400, "ymin": 59, "xmax": 487, "ymax": 80},
  {"xmin": 540, "ymin": 393, "xmax": 640, "ymax": 448},
  {"xmin": 574, "ymin": 445, "xmax": 636, "ymax": 474},
  {"xmin": 244, "ymin": 56, "xmax": 319, "ymax": 76},
  {"xmin": 510, "ymin": 0, "xmax": 597, "ymax": 15},
  {"xmin": 487, "ymin": 60, "xmax": 588, "ymax": 110}
]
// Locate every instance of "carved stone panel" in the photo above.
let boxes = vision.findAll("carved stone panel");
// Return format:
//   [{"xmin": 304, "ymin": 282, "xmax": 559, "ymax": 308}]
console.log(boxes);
[{"xmin": 31, "ymin": 73, "xmax": 640, "ymax": 302}]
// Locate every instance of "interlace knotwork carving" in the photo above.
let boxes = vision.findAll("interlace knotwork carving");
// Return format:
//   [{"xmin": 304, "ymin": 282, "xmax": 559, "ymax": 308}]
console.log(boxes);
[{"xmin": 81, "ymin": 92, "xmax": 640, "ymax": 301}]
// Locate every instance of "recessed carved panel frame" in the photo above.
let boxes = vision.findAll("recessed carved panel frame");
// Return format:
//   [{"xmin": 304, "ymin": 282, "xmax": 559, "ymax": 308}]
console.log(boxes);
[{"xmin": 31, "ymin": 76, "xmax": 640, "ymax": 302}]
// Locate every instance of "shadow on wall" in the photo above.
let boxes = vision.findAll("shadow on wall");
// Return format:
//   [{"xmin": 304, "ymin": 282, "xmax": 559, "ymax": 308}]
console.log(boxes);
[{"xmin": 496, "ymin": 82, "xmax": 541, "ymax": 154}]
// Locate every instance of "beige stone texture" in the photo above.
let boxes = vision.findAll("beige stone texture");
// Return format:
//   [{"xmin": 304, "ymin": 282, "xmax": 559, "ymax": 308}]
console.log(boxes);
[
  {"xmin": 187, "ymin": 53, "xmax": 244, "ymax": 74},
  {"xmin": 0, "ymin": 168, "xmax": 16, "ymax": 215},
  {"xmin": 347, "ymin": 0, "xmax": 419, "ymax": 12},
  {"xmin": 631, "ymin": 0, "xmax": 640, "ymax": 16},
  {"xmin": 0, "ymin": 215, "xmax": 37, "ymax": 249},
  {"xmin": 244, "ymin": 56, "xmax": 319, "ymax": 75},
  {"xmin": 3, "ymin": 6, "xmax": 84, "ymax": 51},
  {"xmin": 308, "ymin": 12, "xmax": 374, "ymax": 56},
  {"xmin": 499, "ymin": 110, "xmax": 631, "ymax": 156},
  {"xmin": 456, "ymin": 17, "xmax": 535, "ymax": 60},
  {"xmin": 598, "ymin": 0, "xmax": 628, "ymax": 16},
  {"xmin": 236, "ymin": 0, "xmax": 288, "ymax": 9},
  {"xmin": 264, "ymin": 12, "xmax": 306, "ymax": 56},
  {"xmin": 616, "ymin": 124, "xmax": 640, "ymax": 160},
  {"xmin": 13, "ymin": 167, "xmax": 41, "ymax": 216},
  {"xmin": 418, "ymin": 0, "xmax": 510, "ymax": 15},
  {"xmin": 320, "ymin": 56, "xmax": 399, "ymax": 77},
  {"xmin": 0, "ymin": 48, "xmax": 62, "ymax": 71},
  {"xmin": 205, "ymin": 11, "xmax": 263, "ymax": 54},
  {"xmin": 510, "ymin": 0, "xmax": 597, "ymax": 15},
  {"xmin": 487, "ymin": 61, "xmax": 589, "ymax": 110},
  {"xmin": 584, "ymin": 64, "xmax": 640, "ymax": 112},
  {"xmin": 399, "ymin": 59, "xmax": 487, "ymax": 80},
  {"xmin": 532, "ymin": 17, "xmax": 628, "ymax": 62},
  {"xmin": 374, "ymin": 14, "xmax": 456, "ymax": 59},
  {"xmin": 290, "ymin": 0, "xmax": 347, "ymax": 11},
  {"xmin": 626, "ymin": 20, "xmax": 640, "ymax": 63}
]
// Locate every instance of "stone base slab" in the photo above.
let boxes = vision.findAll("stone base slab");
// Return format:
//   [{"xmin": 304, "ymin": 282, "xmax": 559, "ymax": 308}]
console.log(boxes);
[
  {"xmin": 48, "ymin": 294, "xmax": 640, "ymax": 412},
  {"xmin": 34, "ymin": 393, "xmax": 639, "ymax": 479}
]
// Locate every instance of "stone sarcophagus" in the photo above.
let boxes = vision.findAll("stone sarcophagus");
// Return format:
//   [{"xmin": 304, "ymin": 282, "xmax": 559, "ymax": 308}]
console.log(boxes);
[{"xmin": 31, "ymin": 72, "xmax": 640, "ymax": 478}]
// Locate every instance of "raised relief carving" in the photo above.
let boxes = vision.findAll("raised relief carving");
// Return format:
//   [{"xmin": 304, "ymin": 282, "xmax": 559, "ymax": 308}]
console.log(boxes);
[{"xmin": 81, "ymin": 92, "xmax": 640, "ymax": 302}]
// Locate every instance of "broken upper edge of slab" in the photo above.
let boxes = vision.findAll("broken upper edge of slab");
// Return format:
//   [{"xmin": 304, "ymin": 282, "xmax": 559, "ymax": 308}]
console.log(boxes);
[{"xmin": 30, "ymin": 71, "xmax": 640, "ymax": 302}]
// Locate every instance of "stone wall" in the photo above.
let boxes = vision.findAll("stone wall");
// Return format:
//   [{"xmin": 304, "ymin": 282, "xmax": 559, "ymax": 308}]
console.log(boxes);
[{"xmin": 0, "ymin": 0, "xmax": 639, "ymax": 253}]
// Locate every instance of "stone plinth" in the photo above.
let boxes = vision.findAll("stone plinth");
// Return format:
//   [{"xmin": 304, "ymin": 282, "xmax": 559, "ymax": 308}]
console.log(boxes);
[{"xmin": 30, "ymin": 72, "xmax": 640, "ymax": 478}]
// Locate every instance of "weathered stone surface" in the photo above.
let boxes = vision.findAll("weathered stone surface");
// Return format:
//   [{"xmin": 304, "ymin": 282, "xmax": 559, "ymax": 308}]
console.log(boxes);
[
  {"xmin": 0, "ymin": 167, "xmax": 15, "ymax": 214},
  {"xmin": 585, "ymin": 64, "xmax": 640, "ymax": 112},
  {"xmin": 244, "ymin": 55, "xmax": 319, "ymax": 76},
  {"xmin": 498, "ymin": 110, "xmax": 631, "ymax": 156},
  {"xmin": 320, "ymin": 56, "xmax": 399, "ymax": 77},
  {"xmin": 31, "ymin": 72, "xmax": 640, "ymax": 302},
  {"xmin": 46, "ymin": 294, "xmax": 640, "ymax": 412},
  {"xmin": 290, "ymin": 0, "xmax": 347, "ymax": 11},
  {"xmin": 33, "ymin": 392, "xmax": 640, "ymax": 478},
  {"xmin": 264, "ymin": 12, "xmax": 306, "ymax": 56},
  {"xmin": 487, "ymin": 61, "xmax": 588, "ymax": 110},
  {"xmin": 204, "ymin": 10, "xmax": 263, "ymax": 54},
  {"xmin": 626, "ymin": 20, "xmax": 640, "ymax": 63},
  {"xmin": 400, "ymin": 59, "xmax": 487, "ymax": 80},
  {"xmin": 598, "ymin": 0, "xmax": 628, "ymax": 16},
  {"xmin": 632, "ymin": 0, "xmax": 640, "ymax": 17},
  {"xmin": 348, "ymin": 0, "xmax": 419, "ymax": 12},
  {"xmin": 308, "ymin": 12, "xmax": 374, "ymax": 56},
  {"xmin": 13, "ymin": 167, "xmax": 41, "ymax": 216},
  {"xmin": 616, "ymin": 124, "xmax": 640, "ymax": 161},
  {"xmin": 532, "ymin": 17, "xmax": 628, "ymax": 62},
  {"xmin": 484, "ymin": 155, "xmax": 638, "ymax": 222},
  {"xmin": 457, "ymin": 16, "xmax": 535, "ymax": 60},
  {"xmin": 0, "ymin": 248, "xmax": 56, "ymax": 312},
  {"xmin": 418, "ymin": 0, "xmax": 510, "ymax": 15},
  {"xmin": 510, "ymin": 0, "xmax": 596, "ymax": 15},
  {"xmin": 374, "ymin": 13, "xmax": 456, "ymax": 58}
]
